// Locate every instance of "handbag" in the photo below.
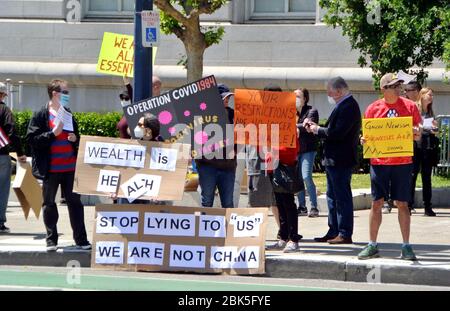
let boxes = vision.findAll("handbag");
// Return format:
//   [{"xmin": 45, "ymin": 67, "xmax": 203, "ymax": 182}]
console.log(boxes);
[{"xmin": 270, "ymin": 162, "xmax": 304, "ymax": 194}]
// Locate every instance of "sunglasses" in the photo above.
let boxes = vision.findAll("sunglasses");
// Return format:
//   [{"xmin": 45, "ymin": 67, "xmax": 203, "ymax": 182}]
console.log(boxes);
[
  {"xmin": 384, "ymin": 84, "xmax": 401, "ymax": 90},
  {"xmin": 404, "ymin": 89, "xmax": 417, "ymax": 92},
  {"xmin": 59, "ymin": 90, "xmax": 70, "ymax": 95}
]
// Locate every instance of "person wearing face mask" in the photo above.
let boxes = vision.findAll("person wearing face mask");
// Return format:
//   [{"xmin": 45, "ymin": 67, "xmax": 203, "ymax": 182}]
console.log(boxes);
[
  {"xmin": 294, "ymin": 88, "xmax": 319, "ymax": 217},
  {"xmin": 305, "ymin": 77, "xmax": 361, "ymax": 245},
  {"xmin": 117, "ymin": 75, "xmax": 162, "ymax": 139},
  {"xmin": 26, "ymin": 79, "xmax": 90, "ymax": 252}
]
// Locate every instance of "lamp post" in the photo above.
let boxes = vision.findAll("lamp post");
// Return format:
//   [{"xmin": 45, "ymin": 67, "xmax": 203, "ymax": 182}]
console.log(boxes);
[{"xmin": 134, "ymin": 0, "xmax": 153, "ymax": 102}]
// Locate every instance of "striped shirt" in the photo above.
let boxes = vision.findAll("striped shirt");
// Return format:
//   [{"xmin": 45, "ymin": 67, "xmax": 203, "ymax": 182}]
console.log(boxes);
[
  {"xmin": 48, "ymin": 111, "xmax": 76, "ymax": 173},
  {"xmin": 0, "ymin": 126, "xmax": 9, "ymax": 148}
]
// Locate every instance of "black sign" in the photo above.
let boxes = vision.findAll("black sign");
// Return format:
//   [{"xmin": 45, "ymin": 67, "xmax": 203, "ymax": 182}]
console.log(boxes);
[{"xmin": 123, "ymin": 76, "xmax": 232, "ymax": 158}]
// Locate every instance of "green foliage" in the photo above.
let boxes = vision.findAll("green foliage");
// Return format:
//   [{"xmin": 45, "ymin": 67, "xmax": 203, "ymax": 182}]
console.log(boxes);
[
  {"xmin": 319, "ymin": 0, "xmax": 450, "ymax": 88},
  {"xmin": 73, "ymin": 112, "xmax": 121, "ymax": 137},
  {"xmin": 13, "ymin": 111, "xmax": 122, "ymax": 155}
]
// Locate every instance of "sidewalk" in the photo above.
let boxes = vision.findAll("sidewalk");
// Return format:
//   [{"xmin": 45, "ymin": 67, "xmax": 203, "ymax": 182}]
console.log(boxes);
[{"xmin": 1, "ymin": 190, "xmax": 450, "ymax": 287}]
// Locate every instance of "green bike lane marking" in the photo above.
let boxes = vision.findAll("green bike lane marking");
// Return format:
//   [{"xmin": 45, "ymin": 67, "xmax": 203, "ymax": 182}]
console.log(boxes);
[{"xmin": 0, "ymin": 269, "xmax": 338, "ymax": 291}]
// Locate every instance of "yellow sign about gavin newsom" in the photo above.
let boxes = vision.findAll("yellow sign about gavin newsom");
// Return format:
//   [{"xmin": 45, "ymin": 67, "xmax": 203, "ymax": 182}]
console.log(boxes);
[
  {"xmin": 96, "ymin": 32, "xmax": 158, "ymax": 78},
  {"xmin": 362, "ymin": 117, "xmax": 413, "ymax": 158}
]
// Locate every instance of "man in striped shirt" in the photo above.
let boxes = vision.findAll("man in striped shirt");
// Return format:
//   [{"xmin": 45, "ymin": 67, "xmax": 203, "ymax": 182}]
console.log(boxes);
[{"xmin": 26, "ymin": 79, "xmax": 90, "ymax": 252}]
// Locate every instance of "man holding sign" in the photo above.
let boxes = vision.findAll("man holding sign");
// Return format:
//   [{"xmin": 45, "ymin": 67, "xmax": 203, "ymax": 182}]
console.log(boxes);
[
  {"xmin": 26, "ymin": 79, "xmax": 90, "ymax": 252},
  {"xmin": 358, "ymin": 73, "xmax": 421, "ymax": 261}
]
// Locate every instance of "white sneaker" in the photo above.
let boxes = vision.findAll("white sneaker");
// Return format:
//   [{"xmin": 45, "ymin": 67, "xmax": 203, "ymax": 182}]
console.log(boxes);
[
  {"xmin": 265, "ymin": 240, "xmax": 287, "ymax": 250},
  {"xmin": 283, "ymin": 241, "xmax": 300, "ymax": 253},
  {"xmin": 382, "ymin": 205, "xmax": 391, "ymax": 214},
  {"xmin": 76, "ymin": 242, "xmax": 92, "ymax": 250},
  {"xmin": 46, "ymin": 245, "xmax": 57, "ymax": 252}
]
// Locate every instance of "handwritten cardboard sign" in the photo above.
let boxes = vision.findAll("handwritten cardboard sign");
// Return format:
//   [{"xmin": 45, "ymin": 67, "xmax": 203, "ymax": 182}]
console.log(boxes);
[
  {"xmin": 234, "ymin": 89, "xmax": 297, "ymax": 148},
  {"xmin": 91, "ymin": 205, "xmax": 268, "ymax": 275},
  {"xmin": 123, "ymin": 75, "xmax": 232, "ymax": 158},
  {"xmin": 362, "ymin": 117, "xmax": 413, "ymax": 158},
  {"xmin": 74, "ymin": 135, "xmax": 190, "ymax": 201},
  {"xmin": 96, "ymin": 32, "xmax": 157, "ymax": 77}
]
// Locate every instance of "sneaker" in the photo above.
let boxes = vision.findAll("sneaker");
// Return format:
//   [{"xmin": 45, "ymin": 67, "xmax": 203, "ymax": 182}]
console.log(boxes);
[
  {"xmin": 0, "ymin": 224, "xmax": 10, "ymax": 233},
  {"xmin": 283, "ymin": 241, "xmax": 300, "ymax": 253},
  {"xmin": 424, "ymin": 209, "xmax": 436, "ymax": 217},
  {"xmin": 265, "ymin": 240, "xmax": 287, "ymax": 251},
  {"xmin": 76, "ymin": 242, "xmax": 92, "ymax": 250},
  {"xmin": 59, "ymin": 198, "xmax": 66, "ymax": 204},
  {"xmin": 308, "ymin": 208, "xmax": 319, "ymax": 218},
  {"xmin": 358, "ymin": 244, "xmax": 380, "ymax": 260},
  {"xmin": 401, "ymin": 245, "xmax": 417, "ymax": 261},
  {"xmin": 382, "ymin": 203, "xmax": 391, "ymax": 214},
  {"xmin": 409, "ymin": 207, "xmax": 416, "ymax": 214},
  {"xmin": 46, "ymin": 243, "xmax": 58, "ymax": 252},
  {"xmin": 297, "ymin": 207, "xmax": 308, "ymax": 216}
]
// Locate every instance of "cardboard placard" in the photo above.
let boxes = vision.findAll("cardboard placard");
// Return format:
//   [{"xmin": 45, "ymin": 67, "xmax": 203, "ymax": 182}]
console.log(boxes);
[
  {"xmin": 12, "ymin": 160, "xmax": 42, "ymax": 219},
  {"xmin": 234, "ymin": 89, "xmax": 297, "ymax": 148},
  {"xmin": 362, "ymin": 117, "xmax": 413, "ymax": 158},
  {"xmin": 73, "ymin": 136, "xmax": 190, "ymax": 201},
  {"xmin": 123, "ymin": 76, "xmax": 233, "ymax": 158},
  {"xmin": 96, "ymin": 32, "xmax": 157, "ymax": 77},
  {"xmin": 91, "ymin": 205, "xmax": 268, "ymax": 275}
]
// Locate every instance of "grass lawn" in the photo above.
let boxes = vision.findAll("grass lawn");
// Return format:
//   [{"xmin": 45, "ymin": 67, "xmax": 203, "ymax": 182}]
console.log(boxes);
[{"xmin": 313, "ymin": 173, "xmax": 450, "ymax": 194}]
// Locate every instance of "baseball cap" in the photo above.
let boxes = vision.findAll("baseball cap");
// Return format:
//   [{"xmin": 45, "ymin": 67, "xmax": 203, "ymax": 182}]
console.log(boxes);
[
  {"xmin": 0, "ymin": 82, "xmax": 7, "ymax": 94},
  {"xmin": 380, "ymin": 73, "xmax": 404, "ymax": 89},
  {"xmin": 217, "ymin": 83, "xmax": 234, "ymax": 99}
]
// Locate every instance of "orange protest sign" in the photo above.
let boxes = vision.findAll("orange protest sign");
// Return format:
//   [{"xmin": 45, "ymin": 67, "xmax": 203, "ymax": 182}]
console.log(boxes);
[{"xmin": 234, "ymin": 89, "xmax": 297, "ymax": 148}]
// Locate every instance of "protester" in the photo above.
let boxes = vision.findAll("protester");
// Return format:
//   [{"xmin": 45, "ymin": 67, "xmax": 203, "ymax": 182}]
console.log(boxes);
[
  {"xmin": 409, "ymin": 87, "xmax": 439, "ymax": 216},
  {"xmin": 358, "ymin": 73, "xmax": 422, "ymax": 261},
  {"xmin": 306, "ymin": 77, "xmax": 361, "ymax": 245},
  {"xmin": 26, "ymin": 79, "xmax": 91, "ymax": 252},
  {"xmin": 195, "ymin": 84, "xmax": 236, "ymax": 208},
  {"xmin": 265, "ymin": 84, "xmax": 301, "ymax": 253},
  {"xmin": 295, "ymin": 88, "xmax": 319, "ymax": 217},
  {"xmin": 0, "ymin": 82, "xmax": 27, "ymax": 233},
  {"xmin": 117, "ymin": 75, "xmax": 162, "ymax": 139}
]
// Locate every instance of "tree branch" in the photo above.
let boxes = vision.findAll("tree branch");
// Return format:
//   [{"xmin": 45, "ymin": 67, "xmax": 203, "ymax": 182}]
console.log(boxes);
[{"xmin": 154, "ymin": 0, "xmax": 189, "ymax": 24}]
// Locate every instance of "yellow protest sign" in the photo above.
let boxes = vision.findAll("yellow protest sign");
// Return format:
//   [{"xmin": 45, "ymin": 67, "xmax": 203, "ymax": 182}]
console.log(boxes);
[
  {"xmin": 362, "ymin": 117, "xmax": 413, "ymax": 158},
  {"xmin": 96, "ymin": 32, "xmax": 158, "ymax": 78}
]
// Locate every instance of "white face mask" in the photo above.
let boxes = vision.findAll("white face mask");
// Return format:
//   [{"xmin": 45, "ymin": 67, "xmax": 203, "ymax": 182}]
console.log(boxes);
[
  {"xmin": 327, "ymin": 96, "xmax": 336, "ymax": 105},
  {"xmin": 120, "ymin": 100, "xmax": 131, "ymax": 107},
  {"xmin": 296, "ymin": 98, "xmax": 302, "ymax": 111},
  {"xmin": 134, "ymin": 126, "xmax": 144, "ymax": 139}
]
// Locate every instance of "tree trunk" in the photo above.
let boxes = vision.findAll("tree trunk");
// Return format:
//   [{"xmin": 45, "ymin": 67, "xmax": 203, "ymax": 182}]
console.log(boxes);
[{"xmin": 183, "ymin": 18, "xmax": 206, "ymax": 83}]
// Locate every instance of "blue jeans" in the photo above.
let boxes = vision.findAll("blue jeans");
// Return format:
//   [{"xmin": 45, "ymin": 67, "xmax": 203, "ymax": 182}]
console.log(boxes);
[
  {"xmin": 297, "ymin": 151, "xmax": 317, "ymax": 209},
  {"xmin": 325, "ymin": 166, "xmax": 354, "ymax": 238},
  {"xmin": 197, "ymin": 164, "xmax": 235, "ymax": 208},
  {"xmin": 0, "ymin": 155, "xmax": 11, "ymax": 225}
]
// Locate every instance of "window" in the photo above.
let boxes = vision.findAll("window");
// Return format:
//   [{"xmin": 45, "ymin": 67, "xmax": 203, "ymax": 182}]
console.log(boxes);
[
  {"xmin": 85, "ymin": 0, "xmax": 134, "ymax": 17},
  {"xmin": 251, "ymin": 0, "xmax": 316, "ymax": 20}
]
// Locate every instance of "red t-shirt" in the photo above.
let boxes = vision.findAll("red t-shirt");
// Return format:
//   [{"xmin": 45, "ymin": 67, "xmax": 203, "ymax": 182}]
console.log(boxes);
[
  {"xmin": 48, "ymin": 111, "xmax": 76, "ymax": 173},
  {"xmin": 364, "ymin": 96, "xmax": 421, "ymax": 165}
]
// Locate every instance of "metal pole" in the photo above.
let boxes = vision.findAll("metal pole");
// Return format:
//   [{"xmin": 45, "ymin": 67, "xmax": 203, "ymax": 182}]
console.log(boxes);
[
  {"xmin": 18, "ymin": 81, "xmax": 24, "ymax": 108},
  {"xmin": 134, "ymin": 0, "xmax": 153, "ymax": 102},
  {"xmin": 5, "ymin": 79, "xmax": 11, "ymax": 109}
]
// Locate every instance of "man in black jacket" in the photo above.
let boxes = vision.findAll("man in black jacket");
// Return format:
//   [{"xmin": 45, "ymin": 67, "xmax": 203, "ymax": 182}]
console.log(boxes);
[
  {"xmin": 0, "ymin": 83, "xmax": 27, "ymax": 233},
  {"xmin": 306, "ymin": 77, "xmax": 361, "ymax": 244},
  {"xmin": 26, "ymin": 79, "xmax": 90, "ymax": 252}
]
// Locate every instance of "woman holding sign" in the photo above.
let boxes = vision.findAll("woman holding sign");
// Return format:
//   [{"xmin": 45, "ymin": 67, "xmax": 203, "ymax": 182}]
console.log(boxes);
[{"xmin": 409, "ymin": 88, "xmax": 439, "ymax": 216}]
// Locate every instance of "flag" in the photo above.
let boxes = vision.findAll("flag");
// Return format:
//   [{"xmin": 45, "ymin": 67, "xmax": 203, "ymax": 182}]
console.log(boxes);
[{"xmin": 0, "ymin": 127, "xmax": 10, "ymax": 148}]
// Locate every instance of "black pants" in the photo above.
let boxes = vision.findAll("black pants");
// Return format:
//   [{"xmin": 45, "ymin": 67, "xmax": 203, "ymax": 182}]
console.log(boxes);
[
  {"xmin": 42, "ymin": 171, "xmax": 88, "ymax": 246},
  {"xmin": 410, "ymin": 147, "xmax": 433, "ymax": 208},
  {"xmin": 274, "ymin": 192, "xmax": 300, "ymax": 243}
]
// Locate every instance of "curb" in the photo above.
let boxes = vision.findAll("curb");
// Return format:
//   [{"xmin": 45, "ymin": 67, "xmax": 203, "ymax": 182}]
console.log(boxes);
[
  {"xmin": 1, "ymin": 250, "xmax": 449, "ymax": 287},
  {"xmin": 0, "ymin": 250, "xmax": 91, "ymax": 267},
  {"xmin": 265, "ymin": 256, "xmax": 450, "ymax": 287}
]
